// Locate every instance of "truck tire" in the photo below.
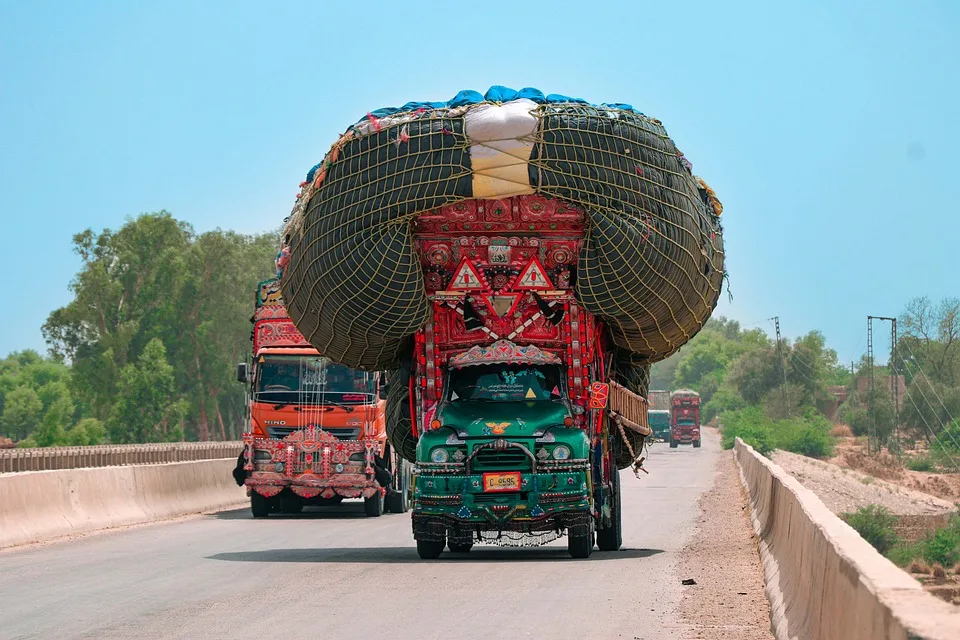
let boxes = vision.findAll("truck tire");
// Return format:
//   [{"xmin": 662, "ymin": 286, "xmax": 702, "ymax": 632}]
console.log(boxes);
[
  {"xmin": 251, "ymin": 492, "xmax": 271, "ymax": 518},
  {"xmin": 669, "ymin": 439, "xmax": 678, "ymax": 449},
  {"xmin": 596, "ymin": 468, "xmax": 622, "ymax": 551},
  {"xmin": 417, "ymin": 539, "xmax": 445, "ymax": 559},
  {"xmin": 385, "ymin": 458, "xmax": 410, "ymax": 514},
  {"xmin": 364, "ymin": 491, "xmax": 384, "ymax": 517},
  {"xmin": 693, "ymin": 438, "xmax": 701, "ymax": 448}
]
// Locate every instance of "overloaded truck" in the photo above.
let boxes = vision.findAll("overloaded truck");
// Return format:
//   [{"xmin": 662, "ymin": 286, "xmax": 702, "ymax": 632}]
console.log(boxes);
[
  {"xmin": 669, "ymin": 388, "xmax": 702, "ymax": 448},
  {"xmin": 232, "ymin": 278, "xmax": 411, "ymax": 517},
  {"xmin": 647, "ymin": 390, "xmax": 671, "ymax": 412},
  {"xmin": 276, "ymin": 86, "xmax": 725, "ymax": 558},
  {"xmin": 647, "ymin": 390, "xmax": 672, "ymax": 441}
]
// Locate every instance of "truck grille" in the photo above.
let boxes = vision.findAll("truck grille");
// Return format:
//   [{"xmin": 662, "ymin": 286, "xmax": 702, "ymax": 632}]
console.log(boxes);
[
  {"xmin": 267, "ymin": 426, "xmax": 361, "ymax": 440},
  {"xmin": 473, "ymin": 447, "xmax": 531, "ymax": 471}
]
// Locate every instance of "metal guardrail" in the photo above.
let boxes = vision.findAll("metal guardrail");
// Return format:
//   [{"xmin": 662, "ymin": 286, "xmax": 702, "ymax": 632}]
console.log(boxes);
[{"xmin": 0, "ymin": 441, "xmax": 243, "ymax": 473}]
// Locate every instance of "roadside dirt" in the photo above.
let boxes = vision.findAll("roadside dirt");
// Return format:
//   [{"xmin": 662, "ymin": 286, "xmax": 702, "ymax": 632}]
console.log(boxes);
[
  {"xmin": 678, "ymin": 435, "xmax": 773, "ymax": 639},
  {"xmin": 829, "ymin": 437, "xmax": 960, "ymax": 504},
  {"xmin": 771, "ymin": 449, "xmax": 956, "ymax": 516}
]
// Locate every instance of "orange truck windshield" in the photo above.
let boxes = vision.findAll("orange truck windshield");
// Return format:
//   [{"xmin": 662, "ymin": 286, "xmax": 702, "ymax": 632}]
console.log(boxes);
[{"xmin": 255, "ymin": 355, "xmax": 375, "ymax": 404}]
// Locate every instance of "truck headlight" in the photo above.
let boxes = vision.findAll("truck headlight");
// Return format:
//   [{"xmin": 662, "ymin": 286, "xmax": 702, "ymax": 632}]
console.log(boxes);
[
  {"xmin": 430, "ymin": 448, "xmax": 449, "ymax": 463},
  {"xmin": 552, "ymin": 445, "xmax": 572, "ymax": 460}
]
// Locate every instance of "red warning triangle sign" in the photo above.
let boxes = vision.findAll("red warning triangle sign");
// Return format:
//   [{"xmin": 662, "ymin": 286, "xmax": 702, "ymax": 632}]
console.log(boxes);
[
  {"xmin": 512, "ymin": 257, "xmax": 552, "ymax": 290},
  {"xmin": 448, "ymin": 258, "xmax": 486, "ymax": 291}
]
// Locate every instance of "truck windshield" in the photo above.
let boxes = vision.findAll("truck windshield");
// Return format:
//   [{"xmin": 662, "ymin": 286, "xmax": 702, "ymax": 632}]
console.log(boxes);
[
  {"xmin": 447, "ymin": 363, "xmax": 564, "ymax": 403},
  {"xmin": 255, "ymin": 355, "xmax": 375, "ymax": 404},
  {"xmin": 676, "ymin": 419, "xmax": 697, "ymax": 426},
  {"xmin": 649, "ymin": 412, "xmax": 670, "ymax": 428}
]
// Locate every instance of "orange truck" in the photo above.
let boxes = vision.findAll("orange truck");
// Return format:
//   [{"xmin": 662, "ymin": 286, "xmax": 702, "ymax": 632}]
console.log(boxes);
[{"xmin": 232, "ymin": 278, "xmax": 411, "ymax": 517}]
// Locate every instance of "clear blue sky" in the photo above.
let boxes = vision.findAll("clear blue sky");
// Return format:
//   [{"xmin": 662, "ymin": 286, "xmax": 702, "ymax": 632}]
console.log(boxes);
[{"xmin": 2, "ymin": 0, "xmax": 956, "ymax": 365}]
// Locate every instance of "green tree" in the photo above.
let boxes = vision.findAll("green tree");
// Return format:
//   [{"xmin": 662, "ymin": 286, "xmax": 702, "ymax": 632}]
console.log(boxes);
[
  {"xmin": 108, "ymin": 339, "xmax": 187, "ymax": 443},
  {"xmin": 43, "ymin": 213, "xmax": 278, "ymax": 441},
  {"xmin": 1, "ymin": 386, "xmax": 43, "ymax": 441},
  {"xmin": 66, "ymin": 418, "xmax": 106, "ymax": 446},
  {"xmin": 726, "ymin": 347, "xmax": 780, "ymax": 405}
]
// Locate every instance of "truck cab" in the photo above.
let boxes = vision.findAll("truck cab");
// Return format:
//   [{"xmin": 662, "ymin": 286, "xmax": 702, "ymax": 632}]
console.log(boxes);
[
  {"xmin": 648, "ymin": 410, "xmax": 671, "ymax": 441},
  {"xmin": 414, "ymin": 341, "xmax": 593, "ymax": 557},
  {"xmin": 669, "ymin": 389, "xmax": 701, "ymax": 448}
]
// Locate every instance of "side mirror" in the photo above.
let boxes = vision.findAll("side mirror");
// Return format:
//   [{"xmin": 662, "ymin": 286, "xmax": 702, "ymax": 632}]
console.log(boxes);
[{"xmin": 237, "ymin": 362, "xmax": 249, "ymax": 384}]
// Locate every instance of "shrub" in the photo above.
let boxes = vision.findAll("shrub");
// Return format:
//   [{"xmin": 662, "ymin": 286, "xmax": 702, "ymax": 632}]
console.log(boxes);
[
  {"xmin": 842, "ymin": 504, "xmax": 899, "ymax": 555},
  {"xmin": 720, "ymin": 406, "xmax": 774, "ymax": 455},
  {"xmin": 922, "ymin": 522, "xmax": 960, "ymax": 568},
  {"xmin": 906, "ymin": 559, "xmax": 930, "ymax": 574},
  {"xmin": 931, "ymin": 563, "xmax": 947, "ymax": 579},
  {"xmin": 905, "ymin": 456, "xmax": 935, "ymax": 472},
  {"xmin": 773, "ymin": 412, "xmax": 835, "ymax": 458},
  {"xmin": 830, "ymin": 424, "xmax": 853, "ymax": 438}
]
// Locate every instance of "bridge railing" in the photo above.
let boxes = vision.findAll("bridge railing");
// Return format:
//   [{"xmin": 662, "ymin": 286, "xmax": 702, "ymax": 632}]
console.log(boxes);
[{"xmin": 0, "ymin": 441, "xmax": 243, "ymax": 473}]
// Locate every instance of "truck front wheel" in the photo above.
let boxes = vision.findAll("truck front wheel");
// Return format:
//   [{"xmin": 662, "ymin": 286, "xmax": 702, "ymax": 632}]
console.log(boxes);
[
  {"xmin": 669, "ymin": 439, "xmax": 678, "ymax": 448},
  {"xmin": 385, "ymin": 457, "xmax": 410, "ymax": 514},
  {"xmin": 417, "ymin": 539, "xmax": 445, "ymax": 559},
  {"xmin": 693, "ymin": 438, "xmax": 702, "ymax": 448},
  {"xmin": 251, "ymin": 492, "xmax": 271, "ymax": 518}
]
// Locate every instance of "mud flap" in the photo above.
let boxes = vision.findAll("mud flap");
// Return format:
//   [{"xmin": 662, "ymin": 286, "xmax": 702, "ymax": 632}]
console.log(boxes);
[{"xmin": 373, "ymin": 454, "xmax": 393, "ymax": 488}]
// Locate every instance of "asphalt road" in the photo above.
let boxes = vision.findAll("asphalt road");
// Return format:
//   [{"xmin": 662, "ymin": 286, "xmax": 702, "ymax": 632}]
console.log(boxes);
[{"xmin": 0, "ymin": 432, "xmax": 727, "ymax": 640}]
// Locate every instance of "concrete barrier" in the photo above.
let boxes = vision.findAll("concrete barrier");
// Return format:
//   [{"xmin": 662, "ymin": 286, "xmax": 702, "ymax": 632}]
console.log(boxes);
[
  {"xmin": 0, "ymin": 459, "xmax": 247, "ymax": 549},
  {"xmin": 734, "ymin": 438, "xmax": 960, "ymax": 639}
]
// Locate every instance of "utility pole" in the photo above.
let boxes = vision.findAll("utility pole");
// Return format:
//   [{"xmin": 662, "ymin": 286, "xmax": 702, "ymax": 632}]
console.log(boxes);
[
  {"xmin": 867, "ymin": 317, "xmax": 877, "ymax": 454},
  {"xmin": 868, "ymin": 315, "xmax": 899, "ymax": 457},
  {"xmin": 773, "ymin": 316, "xmax": 788, "ymax": 417}
]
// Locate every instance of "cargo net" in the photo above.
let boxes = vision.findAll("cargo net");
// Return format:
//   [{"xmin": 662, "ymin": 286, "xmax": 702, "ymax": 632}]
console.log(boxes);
[{"xmin": 280, "ymin": 99, "xmax": 724, "ymax": 373}]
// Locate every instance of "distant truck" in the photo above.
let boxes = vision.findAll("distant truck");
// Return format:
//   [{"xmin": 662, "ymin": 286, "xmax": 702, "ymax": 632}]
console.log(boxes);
[
  {"xmin": 232, "ymin": 278, "xmax": 410, "ymax": 517},
  {"xmin": 669, "ymin": 389, "xmax": 701, "ymax": 448},
  {"xmin": 648, "ymin": 410, "xmax": 671, "ymax": 441},
  {"xmin": 647, "ymin": 389, "xmax": 671, "ymax": 412}
]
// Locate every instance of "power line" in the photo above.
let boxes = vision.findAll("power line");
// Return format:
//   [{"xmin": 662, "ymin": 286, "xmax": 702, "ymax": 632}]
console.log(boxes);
[
  {"xmin": 897, "ymin": 339, "xmax": 960, "ymax": 454},
  {"xmin": 898, "ymin": 358, "xmax": 960, "ymax": 471}
]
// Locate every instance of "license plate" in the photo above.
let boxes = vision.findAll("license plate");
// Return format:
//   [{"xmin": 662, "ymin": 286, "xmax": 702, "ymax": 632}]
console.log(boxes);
[{"xmin": 482, "ymin": 472, "xmax": 522, "ymax": 492}]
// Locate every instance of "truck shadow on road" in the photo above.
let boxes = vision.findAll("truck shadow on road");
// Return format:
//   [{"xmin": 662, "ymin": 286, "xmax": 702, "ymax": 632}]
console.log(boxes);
[
  {"xmin": 209, "ymin": 505, "xmax": 378, "ymax": 520},
  {"xmin": 206, "ymin": 547, "xmax": 663, "ymax": 564}
]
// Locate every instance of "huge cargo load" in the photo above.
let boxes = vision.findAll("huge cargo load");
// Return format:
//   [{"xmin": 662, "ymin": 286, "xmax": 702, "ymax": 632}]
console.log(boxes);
[{"xmin": 276, "ymin": 86, "xmax": 724, "ymax": 557}]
